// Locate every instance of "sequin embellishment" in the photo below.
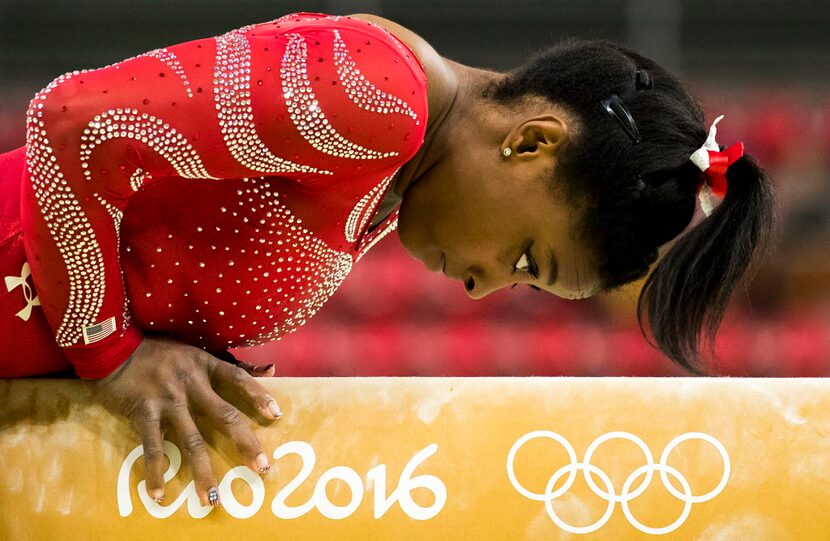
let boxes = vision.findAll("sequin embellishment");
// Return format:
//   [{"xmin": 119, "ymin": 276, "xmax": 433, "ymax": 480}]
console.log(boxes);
[
  {"xmin": 345, "ymin": 169, "xmax": 398, "ymax": 243},
  {"xmin": 281, "ymin": 33, "xmax": 398, "ymax": 160},
  {"xmin": 27, "ymin": 70, "xmax": 111, "ymax": 345},
  {"xmin": 333, "ymin": 30, "xmax": 418, "ymax": 121},
  {"xmin": 80, "ymin": 109, "xmax": 217, "ymax": 182},
  {"xmin": 231, "ymin": 179, "xmax": 354, "ymax": 347},
  {"xmin": 92, "ymin": 191, "xmax": 127, "ymax": 309},
  {"xmin": 356, "ymin": 209, "xmax": 399, "ymax": 262},
  {"xmin": 143, "ymin": 48, "xmax": 194, "ymax": 98},
  {"xmin": 215, "ymin": 31, "xmax": 332, "ymax": 175},
  {"xmin": 129, "ymin": 168, "xmax": 148, "ymax": 192},
  {"xmin": 24, "ymin": 13, "xmax": 424, "ymax": 352},
  {"xmin": 93, "ymin": 193, "xmax": 123, "ymax": 224}
]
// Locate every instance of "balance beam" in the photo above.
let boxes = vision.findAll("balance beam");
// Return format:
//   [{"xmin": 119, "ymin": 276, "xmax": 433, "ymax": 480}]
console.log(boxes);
[{"xmin": 0, "ymin": 377, "xmax": 826, "ymax": 539}]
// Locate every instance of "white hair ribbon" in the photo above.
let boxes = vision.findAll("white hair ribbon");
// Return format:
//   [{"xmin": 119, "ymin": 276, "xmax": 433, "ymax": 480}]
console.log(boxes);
[{"xmin": 690, "ymin": 115, "xmax": 742, "ymax": 217}]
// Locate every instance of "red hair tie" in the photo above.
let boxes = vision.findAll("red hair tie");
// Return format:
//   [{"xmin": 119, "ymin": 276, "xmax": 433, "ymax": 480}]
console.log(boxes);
[{"xmin": 689, "ymin": 116, "xmax": 745, "ymax": 216}]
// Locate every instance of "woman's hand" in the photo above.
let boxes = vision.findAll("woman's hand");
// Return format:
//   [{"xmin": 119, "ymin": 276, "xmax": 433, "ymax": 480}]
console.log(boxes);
[
  {"xmin": 209, "ymin": 349, "xmax": 277, "ymax": 378},
  {"xmin": 91, "ymin": 335, "xmax": 282, "ymax": 508}
]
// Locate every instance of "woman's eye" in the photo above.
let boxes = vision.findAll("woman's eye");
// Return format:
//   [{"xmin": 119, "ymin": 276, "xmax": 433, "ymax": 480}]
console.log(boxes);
[{"xmin": 515, "ymin": 253, "xmax": 530, "ymax": 273}]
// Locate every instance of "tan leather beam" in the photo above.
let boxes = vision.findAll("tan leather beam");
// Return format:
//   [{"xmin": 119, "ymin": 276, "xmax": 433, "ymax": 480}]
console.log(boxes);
[{"xmin": 0, "ymin": 377, "xmax": 823, "ymax": 539}]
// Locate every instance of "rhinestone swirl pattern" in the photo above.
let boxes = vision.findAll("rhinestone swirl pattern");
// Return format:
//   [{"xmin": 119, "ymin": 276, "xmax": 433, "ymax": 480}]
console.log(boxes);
[
  {"xmin": 214, "ymin": 30, "xmax": 331, "ymax": 175},
  {"xmin": 345, "ymin": 168, "xmax": 397, "ymax": 242},
  {"xmin": 143, "ymin": 48, "xmax": 194, "ymax": 98},
  {"xmin": 92, "ymin": 192, "xmax": 134, "ymax": 333},
  {"xmin": 281, "ymin": 33, "xmax": 398, "ymax": 160},
  {"xmin": 333, "ymin": 30, "xmax": 418, "ymax": 122},
  {"xmin": 129, "ymin": 168, "xmax": 148, "ymax": 192},
  {"xmin": 80, "ymin": 109, "xmax": 216, "ymax": 182},
  {"xmin": 23, "ymin": 13, "xmax": 426, "ymax": 357},
  {"xmin": 26, "ymin": 70, "xmax": 109, "ymax": 345},
  {"xmin": 356, "ymin": 209, "xmax": 399, "ymax": 263}
]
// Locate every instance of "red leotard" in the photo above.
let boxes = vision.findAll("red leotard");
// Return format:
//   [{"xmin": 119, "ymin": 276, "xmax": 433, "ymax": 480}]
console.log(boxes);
[{"xmin": 0, "ymin": 13, "xmax": 428, "ymax": 378}]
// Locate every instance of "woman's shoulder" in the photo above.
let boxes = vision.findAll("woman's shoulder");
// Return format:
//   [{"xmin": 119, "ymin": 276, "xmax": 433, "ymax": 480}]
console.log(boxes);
[
  {"xmin": 346, "ymin": 14, "xmax": 442, "ymax": 73},
  {"xmin": 346, "ymin": 14, "xmax": 456, "ymax": 115}
]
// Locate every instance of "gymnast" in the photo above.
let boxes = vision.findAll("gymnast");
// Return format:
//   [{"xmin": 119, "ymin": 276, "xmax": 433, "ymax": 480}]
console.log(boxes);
[{"xmin": 0, "ymin": 12, "xmax": 772, "ymax": 507}]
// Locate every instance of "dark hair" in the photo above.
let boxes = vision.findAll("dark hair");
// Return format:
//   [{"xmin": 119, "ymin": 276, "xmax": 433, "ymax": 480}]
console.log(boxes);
[{"xmin": 488, "ymin": 39, "xmax": 774, "ymax": 376}]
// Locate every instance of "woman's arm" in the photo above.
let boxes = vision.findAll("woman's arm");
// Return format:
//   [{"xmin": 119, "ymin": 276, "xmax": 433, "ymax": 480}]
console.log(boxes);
[
  {"xmin": 23, "ymin": 13, "xmax": 419, "ymax": 379},
  {"xmin": 22, "ymin": 12, "xmax": 426, "ymax": 507}
]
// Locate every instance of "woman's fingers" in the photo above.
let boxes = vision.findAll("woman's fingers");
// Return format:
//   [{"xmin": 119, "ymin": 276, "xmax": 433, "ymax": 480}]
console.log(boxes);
[
  {"xmin": 189, "ymin": 381, "xmax": 271, "ymax": 475},
  {"xmin": 231, "ymin": 360, "xmax": 275, "ymax": 377},
  {"xmin": 210, "ymin": 349, "xmax": 276, "ymax": 378},
  {"xmin": 166, "ymin": 404, "xmax": 221, "ymax": 507},
  {"xmin": 252, "ymin": 364, "xmax": 276, "ymax": 377},
  {"xmin": 93, "ymin": 336, "xmax": 284, "ymax": 511},
  {"xmin": 134, "ymin": 406, "xmax": 166, "ymax": 503},
  {"xmin": 209, "ymin": 349, "xmax": 244, "ymax": 366},
  {"xmin": 209, "ymin": 359, "xmax": 283, "ymax": 420}
]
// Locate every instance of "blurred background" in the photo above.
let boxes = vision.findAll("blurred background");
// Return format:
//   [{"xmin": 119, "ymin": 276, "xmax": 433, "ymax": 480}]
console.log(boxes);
[{"xmin": 1, "ymin": 0, "xmax": 828, "ymax": 376}]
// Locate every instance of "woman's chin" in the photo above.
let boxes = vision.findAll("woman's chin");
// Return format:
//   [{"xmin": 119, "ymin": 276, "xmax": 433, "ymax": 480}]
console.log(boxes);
[
  {"xmin": 398, "ymin": 236, "xmax": 442, "ymax": 274},
  {"xmin": 395, "ymin": 211, "xmax": 444, "ymax": 273},
  {"xmin": 415, "ymin": 249, "xmax": 444, "ymax": 273},
  {"xmin": 395, "ymin": 220, "xmax": 424, "ymax": 262}
]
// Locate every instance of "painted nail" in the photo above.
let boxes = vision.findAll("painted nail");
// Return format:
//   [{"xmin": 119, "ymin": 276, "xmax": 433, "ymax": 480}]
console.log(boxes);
[
  {"xmin": 255, "ymin": 452, "xmax": 270, "ymax": 474},
  {"xmin": 208, "ymin": 487, "xmax": 220, "ymax": 507},
  {"xmin": 150, "ymin": 488, "xmax": 164, "ymax": 503},
  {"xmin": 268, "ymin": 400, "xmax": 283, "ymax": 419}
]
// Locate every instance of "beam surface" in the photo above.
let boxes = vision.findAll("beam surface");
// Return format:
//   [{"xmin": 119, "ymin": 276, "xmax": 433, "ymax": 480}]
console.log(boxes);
[{"xmin": 0, "ymin": 377, "xmax": 826, "ymax": 539}]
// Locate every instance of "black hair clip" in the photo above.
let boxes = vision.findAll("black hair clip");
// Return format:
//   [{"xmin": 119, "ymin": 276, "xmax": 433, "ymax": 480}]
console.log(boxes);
[
  {"xmin": 635, "ymin": 69, "xmax": 653, "ymax": 91},
  {"xmin": 601, "ymin": 94, "xmax": 642, "ymax": 144}
]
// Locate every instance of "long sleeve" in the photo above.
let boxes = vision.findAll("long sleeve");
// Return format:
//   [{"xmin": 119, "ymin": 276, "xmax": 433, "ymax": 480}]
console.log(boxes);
[{"xmin": 21, "ymin": 13, "xmax": 426, "ymax": 378}]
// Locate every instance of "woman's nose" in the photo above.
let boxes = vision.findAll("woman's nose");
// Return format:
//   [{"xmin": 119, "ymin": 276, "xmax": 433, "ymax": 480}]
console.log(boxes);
[{"xmin": 463, "ymin": 272, "xmax": 514, "ymax": 300}]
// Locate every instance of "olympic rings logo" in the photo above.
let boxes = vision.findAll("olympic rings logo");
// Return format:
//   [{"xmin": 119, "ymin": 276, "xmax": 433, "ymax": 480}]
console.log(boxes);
[{"xmin": 506, "ymin": 431, "xmax": 730, "ymax": 535}]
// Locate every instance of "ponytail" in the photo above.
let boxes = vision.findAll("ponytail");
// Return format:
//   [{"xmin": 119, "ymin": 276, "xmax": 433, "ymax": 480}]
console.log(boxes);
[
  {"xmin": 487, "ymin": 38, "xmax": 775, "ymax": 375},
  {"xmin": 637, "ymin": 154, "xmax": 774, "ymax": 375}
]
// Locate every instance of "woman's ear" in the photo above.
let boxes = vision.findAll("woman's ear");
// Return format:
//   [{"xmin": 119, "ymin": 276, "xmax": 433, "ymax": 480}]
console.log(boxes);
[{"xmin": 502, "ymin": 114, "xmax": 568, "ymax": 159}]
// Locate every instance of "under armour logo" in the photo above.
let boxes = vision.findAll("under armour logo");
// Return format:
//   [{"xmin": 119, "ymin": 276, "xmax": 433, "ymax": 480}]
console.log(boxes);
[{"xmin": 5, "ymin": 261, "xmax": 41, "ymax": 321}]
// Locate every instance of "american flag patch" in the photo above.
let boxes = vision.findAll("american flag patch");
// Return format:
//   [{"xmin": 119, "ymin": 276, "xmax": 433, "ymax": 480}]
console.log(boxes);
[{"xmin": 82, "ymin": 316, "xmax": 117, "ymax": 345}]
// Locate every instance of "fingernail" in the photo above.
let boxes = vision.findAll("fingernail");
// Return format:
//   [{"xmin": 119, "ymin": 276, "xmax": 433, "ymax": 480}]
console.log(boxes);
[
  {"xmin": 208, "ymin": 487, "xmax": 220, "ymax": 507},
  {"xmin": 150, "ymin": 488, "xmax": 164, "ymax": 503},
  {"xmin": 268, "ymin": 400, "xmax": 283, "ymax": 419},
  {"xmin": 255, "ymin": 452, "xmax": 270, "ymax": 474},
  {"xmin": 256, "ymin": 363, "xmax": 275, "ymax": 372}
]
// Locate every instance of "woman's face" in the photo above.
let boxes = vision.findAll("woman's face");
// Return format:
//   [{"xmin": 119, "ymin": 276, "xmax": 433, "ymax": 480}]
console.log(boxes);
[{"xmin": 397, "ymin": 112, "xmax": 602, "ymax": 300}]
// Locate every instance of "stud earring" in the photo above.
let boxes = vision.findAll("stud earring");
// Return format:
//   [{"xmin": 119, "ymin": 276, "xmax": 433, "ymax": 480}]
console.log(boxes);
[{"xmin": 502, "ymin": 147, "xmax": 512, "ymax": 157}]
